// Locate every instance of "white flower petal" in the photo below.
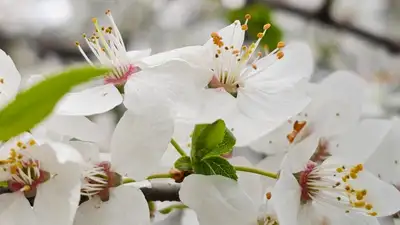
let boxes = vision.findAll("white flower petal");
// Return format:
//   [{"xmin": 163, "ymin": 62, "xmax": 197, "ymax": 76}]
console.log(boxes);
[
  {"xmin": 139, "ymin": 46, "xmax": 211, "ymax": 69},
  {"xmin": 204, "ymin": 21, "xmax": 245, "ymax": 52},
  {"xmin": 229, "ymin": 156, "xmax": 263, "ymax": 206},
  {"xmin": 181, "ymin": 209, "xmax": 200, "ymax": 225},
  {"xmin": 0, "ymin": 193, "xmax": 34, "ymax": 225},
  {"xmin": 329, "ymin": 119, "xmax": 392, "ymax": 165},
  {"xmin": 55, "ymin": 84, "xmax": 122, "ymax": 116},
  {"xmin": 281, "ymin": 133, "xmax": 320, "ymax": 173},
  {"xmin": 180, "ymin": 175, "xmax": 258, "ymax": 225},
  {"xmin": 29, "ymin": 142, "xmax": 84, "ymax": 173},
  {"xmin": 178, "ymin": 89, "xmax": 236, "ymax": 124},
  {"xmin": 224, "ymin": 109, "xmax": 285, "ymax": 146},
  {"xmin": 272, "ymin": 170, "xmax": 301, "ymax": 225},
  {"xmin": 126, "ymin": 49, "xmax": 152, "ymax": 62},
  {"xmin": 110, "ymin": 109, "xmax": 174, "ymax": 180},
  {"xmin": 74, "ymin": 185, "xmax": 149, "ymax": 225},
  {"xmin": 256, "ymin": 153, "xmax": 286, "ymax": 189},
  {"xmin": 161, "ymin": 120, "xmax": 192, "ymax": 167},
  {"xmin": 0, "ymin": 49, "xmax": 21, "ymax": 107},
  {"xmin": 249, "ymin": 120, "xmax": 293, "ymax": 154},
  {"xmin": 365, "ymin": 119, "xmax": 400, "ymax": 184},
  {"xmin": 310, "ymin": 71, "xmax": 366, "ymax": 136},
  {"xmin": 349, "ymin": 170, "xmax": 400, "ymax": 216},
  {"xmin": 124, "ymin": 59, "xmax": 212, "ymax": 115},
  {"xmin": 34, "ymin": 162, "xmax": 81, "ymax": 225},
  {"xmin": 41, "ymin": 115, "xmax": 104, "ymax": 142},
  {"xmin": 377, "ymin": 217, "xmax": 395, "ymax": 225},
  {"xmin": 250, "ymin": 41, "xmax": 313, "ymax": 84},
  {"xmin": 69, "ymin": 141, "xmax": 100, "ymax": 163}
]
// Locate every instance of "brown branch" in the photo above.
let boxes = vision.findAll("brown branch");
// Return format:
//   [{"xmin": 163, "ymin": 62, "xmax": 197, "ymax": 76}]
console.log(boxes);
[
  {"xmin": 0, "ymin": 182, "xmax": 181, "ymax": 205},
  {"xmin": 255, "ymin": 0, "xmax": 400, "ymax": 53}
]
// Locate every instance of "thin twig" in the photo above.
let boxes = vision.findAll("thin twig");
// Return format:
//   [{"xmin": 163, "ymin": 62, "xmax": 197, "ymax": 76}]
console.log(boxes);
[
  {"xmin": 254, "ymin": 0, "xmax": 400, "ymax": 53},
  {"xmin": 0, "ymin": 182, "xmax": 181, "ymax": 204}
]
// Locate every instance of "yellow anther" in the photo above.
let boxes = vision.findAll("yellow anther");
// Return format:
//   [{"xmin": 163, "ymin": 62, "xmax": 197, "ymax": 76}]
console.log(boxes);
[
  {"xmin": 241, "ymin": 24, "xmax": 248, "ymax": 31},
  {"xmin": 356, "ymin": 192, "xmax": 364, "ymax": 200},
  {"xmin": 263, "ymin": 24, "xmax": 271, "ymax": 30},
  {"xmin": 368, "ymin": 212, "xmax": 377, "ymax": 216},
  {"xmin": 336, "ymin": 167, "xmax": 343, "ymax": 173},
  {"xmin": 350, "ymin": 172, "xmax": 357, "ymax": 179},
  {"xmin": 232, "ymin": 49, "xmax": 240, "ymax": 55},
  {"xmin": 217, "ymin": 49, "xmax": 221, "ymax": 54},
  {"xmin": 252, "ymin": 64, "xmax": 257, "ymax": 70},
  {"xmin": 277, "ymin": 41, "xmax": 285, "ymax": 48},
  {"xmin": 10, "ymin": 165, "xmax": 17, "ymax": 174},
  {"xmin": 10, "ymin": 149, "xmax": 17, "ymax": 158},
  {"xmin": 16, "ymin": 161, "xmax": 23, "ymax": 168},
  {"xmin": 257, "ymin": 32, "xmax": 264, "ymax": 39},
  {"xmin": 276, "ymin": 51, "xmax": 284, "ymax": 59},
  {"xmin": 28, "ymin": 139, "xmax": 36, "ymax": 146},
  {"xmin": 211, "ymin": 32, "xmax": 218, "ymax": 38},
  {"xmin": 17, "ymin": 154, "xmax": 23, "ymax": 159},
  {"xmin": 82, "ymin": 33, "xmax": 87, "ymax": 38},
  {"xmin": 266, "ymin": 192, "xmax": 272, "ymax": 200},
  {"xmin": 105, "ymin": 9, "xmax": 111, "ymax": 15},
  {"xmin": 16, "ymin": 141, "xmax": 23, "ymax": 148},
  {"xmin": 21, "ymin": 145, "xmax": 27, "ymax": 149},
  {"xmin": 354, "ymin": 201, "xmax": 365, "ymax": 208},
  {"xmin": 356, "ymin": 164, "xmax": 363, "ymax": 171},
  {"xmin": 75, "ymin": 41, "xmax": 80, "ymax": 46},
  {"xmin": 245, "ymin": 14, "xmax": 251, "ymax": 20},
  {"xmin": 92, "ymin": 17, "xmax": 98, "ymax": 23},
  {"xmin": 257, "ymin": 52, "xmax": 262, "ymax": 57},
  {"xmin": 342, "ymin": 176, "xmax": 347, "ymax": 182},
  {"xmin": 0, "ymin": 78, "xmax": 4, "ymax": 84},
  {"xmin": 361, "ymin": 189, "xmax": 367, "ymax": 196},
  {"xmin": 242, "ymin": 45, "xmax": 247, "ymax": 51},
  {"xmin": 365, "ymin": 204, "xmax": 373, "ymax": 210},
  {"xmin": 345, "ymin": 185, "xmax": 351, "ymax": 191},
  {"xmin": 22, "ymin": 185, "xmax": 31, "ymax": 192}
]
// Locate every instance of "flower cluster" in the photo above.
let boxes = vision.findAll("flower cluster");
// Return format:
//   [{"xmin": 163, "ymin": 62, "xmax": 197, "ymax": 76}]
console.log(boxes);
[{"xmin": 0, "ymin": 10, "xmax": 400, "ymax": 225}]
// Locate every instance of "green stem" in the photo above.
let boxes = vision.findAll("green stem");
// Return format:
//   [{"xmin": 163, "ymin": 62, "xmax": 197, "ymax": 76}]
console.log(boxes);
[
  {"xmin": 0, "ymin": 181, "xmax": 7, "ymax": 188},
  {"xmin": 159, "ymin": 203, "xmax": 188, "ymax": 214},
  {"xmin": 122, "ymin": 178, "xmax": 135, "ymax": 184},
  {"xmin": 171, "ymin": 138, "xmax": 187, "ymax": 156},
  {"xmin": 234, "ymin": 166, "xmax": 278, "ymax": 179},
  {"xmin": 146, "ymin": 173, "xmax": 172, "ymax": 180}
]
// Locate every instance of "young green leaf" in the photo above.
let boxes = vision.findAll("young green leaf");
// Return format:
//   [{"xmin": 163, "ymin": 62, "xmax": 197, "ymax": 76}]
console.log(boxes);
[
  {"xmin": 193, "ymin": 156, "xmax": 238, "ymax": 181},
  {"xmin": 0, "ymin": 66, "xmax": 109, "ymax": 141},
  {"xmin": 192, "ymin": 119, "xmax": 226, "ymax": 160},
  {"xmin": 174, "ymin": 156, "xmax": 192, "ymax": 171},
  {"xmin": 203, "ymin": 128, "xmax": 236, "ymax": 159}
]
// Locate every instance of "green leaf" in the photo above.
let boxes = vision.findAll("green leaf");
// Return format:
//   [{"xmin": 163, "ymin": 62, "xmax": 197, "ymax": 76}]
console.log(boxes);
[
  {"xmin": 226, "ymin": 3, "xmax": 283, "ymax": 49},
  {"xmin": 174, "ymin": 156, "xmax": 192, "ymax": 171},
  {"xmin": 192, "ymin": 119, "xmax": 226, "ymax": 160},
  {"xmin": 0, "ymin": 66, "xmax": 110, "ymax": 141},
  {"xmin": 193, "ymin": 156, "xmax": 238, "ymax": 181},
  {"xmin": 203, "ymin": 128, "xmax": 236, "ymax": 159}
]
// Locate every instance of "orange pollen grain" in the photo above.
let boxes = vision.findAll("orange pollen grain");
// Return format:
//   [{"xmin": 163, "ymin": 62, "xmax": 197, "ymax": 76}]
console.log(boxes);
[
  {"xmin": 264, "ymin": 24, "xmax": 271, "ymax": 30},
  {"xmin": 277, "ymin": 41, "xmax": 285, "ymax": 48},
  {"xmin": 257, "ymin": 32, "xmax": 264, "ymax": 39},
  {"xmin": 241, "ymin": 24, "xmax": 248, "ymax": 31},
  {"xmin": 277, "ymin": 51, "xmax": 284, "ymax": 59},
  {"xmin": 266, "ymin": 192, "xmax": 272, "ymax": 200}
]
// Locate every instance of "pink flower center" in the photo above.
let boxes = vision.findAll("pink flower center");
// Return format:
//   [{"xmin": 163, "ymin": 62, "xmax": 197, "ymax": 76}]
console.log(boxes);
[
  {"xmin": 81, "ymin": 161, "xmax": 122, "ymax": 202},
  {"xmin": 298, "ymin": 161, "xmax": 317, "ymax": 203},
  {"xmin": 104, "ymin": 64, "xmax": 139, "ymax": 85}
]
